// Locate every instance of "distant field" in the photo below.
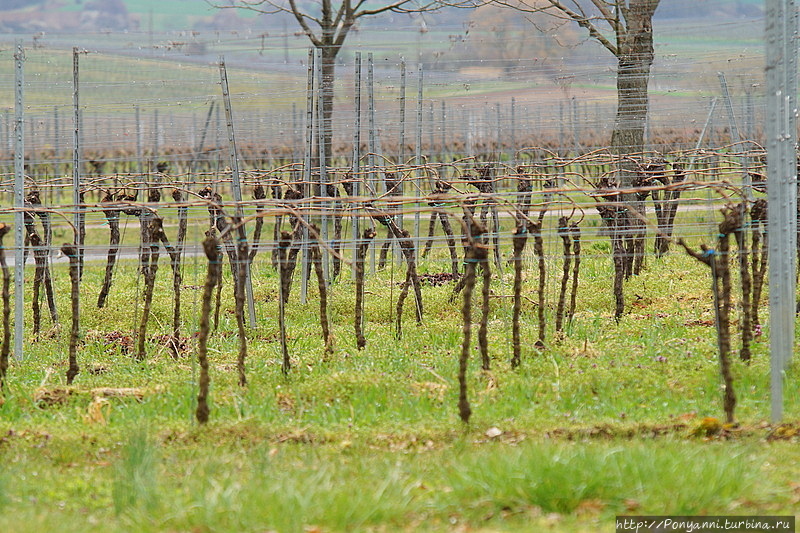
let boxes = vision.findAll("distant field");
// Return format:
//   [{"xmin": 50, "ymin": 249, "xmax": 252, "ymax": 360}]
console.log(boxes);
[
  {"xmin": 56, "ymin": 0, "xmax": 242, "ymax": 30},
  {"xmin": 0, "ymin": 47, "xmax": 305, "ymax": 113}
]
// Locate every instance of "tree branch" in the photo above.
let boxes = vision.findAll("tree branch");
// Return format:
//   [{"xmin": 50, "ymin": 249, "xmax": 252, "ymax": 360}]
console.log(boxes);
[
  {"xmin": 487, "ymin": 0, "xmax": 618, "ymax": 55},
  {"xmin": 355, "ymin": 0, "xmax": 437, "ymax": 17},
  {"xmin": 589, "ymin": 0, "xmax": 620, "ymax": 37},
  {"xmin": 288, "ymin": 0, "xmax": 323, "ymax": 46},
  {"xmin": 544, "ymin": 0, "xmax": 618, "ymax": 55},
  {"xmin": 333, "ymin": 0, "xmax": 349, "ymax": 30}
]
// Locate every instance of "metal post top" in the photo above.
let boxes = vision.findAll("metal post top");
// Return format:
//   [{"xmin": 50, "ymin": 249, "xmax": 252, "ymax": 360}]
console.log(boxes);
[{"xmin": 14, "ymin": 40, "xmax": 25, "ymax": 60}]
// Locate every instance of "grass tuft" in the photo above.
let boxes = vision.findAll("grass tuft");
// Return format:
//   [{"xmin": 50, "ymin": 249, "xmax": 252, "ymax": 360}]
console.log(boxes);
[{"xmin": 112, "ymin": 427, "xmax": 159, "ymax": 518}]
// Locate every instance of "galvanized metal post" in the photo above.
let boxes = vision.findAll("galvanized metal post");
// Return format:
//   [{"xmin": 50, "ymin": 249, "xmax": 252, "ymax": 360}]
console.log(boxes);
[
  {"xmin": 219, "ymin": 56, "xmax": 257, "ymax": 327},
  {"xmin": 292, "ymin": 102, "xmax": 299, "ymax": 162},
  {"xmin": 215, "ymin": 104, "xmax": 221, "ymax": 155},
  {"xmin": 718, "ymin": 72, "xmax": 751, "ymax": 200},
  {"xmin": 4, "ymin": 109, "xmax": 10, "ymax": 156},
  {"xmin": 415, "ymin": 64, "xmax": 423, "ymax": 246},
  {"xmin": 190, "ymin": 112, "xmax": 197, "ymax": 151},
  {"xmin": 315, "ymin": 48, "xmax": 329, "ymax": 281},
  {"xmin": 688, "ymin": 98, "xmax": 719, "ymax": 186},
  {"xmin": 441, "ymin": 101, "xmax": 447, "ymax": 161},
  {"xmin": 494, "ymin": 103, "xmax": 501, "ymax": 161},
  {"xmin": 53, "ymin": 106, "xmax": 60, "ymax": 183},
  {"xmin": 28, "ymin": 117, "xmax": 35, "ymax": 183},
  {"xmin": 465, "ymin": 107, "xmax": 473, "ymax": 156},
  {"xmin": 367, "ymin": 53, "xmax": 377, "ymax": 274},
  {"xmin": 351, "ymin": 52, "xmax": 362, "ymax": 278},
  {"xmin": 153, "ymin": 109, "xmax": 159, "ymax": 177},
  {"xmin": 510, "ymin": 97, "xmax": 516, "ymax": 168},
  {"xmin": 571, "ymin": 98, "xmax": 580, "ymax": 154},
  {"xmin": 765, "ymin": 0, "xmax": 797, "ymax": 422},
  {"xmin": 399, "ymin": 60, "xmax": 406, "ymax": 165},
  {"xmin": 1, "ymin": 110, "xmax": 7, "ymax": 157},
  {"xmin": 367, "ymin": 53, "xmax": 376, "ymax": 190},
  {"xmin": 72, "ymin": 47, "xmax": 84, "ymax": 276},
  {"xmin": 135, "ymin": 105, "xmax": 143, "ymax": 177},
  {"xmin": 301, "ymin": 49, "xmax": 315, "ymax": 303},
  {"xmin": 483, "ymin": 105, "xmax": 490, "ymax": 158},
  {"xmin": 13, "ymin": 40, "xmax": 24, "ymax": 362},
  {"xmin": 424, "ymin": 102, "xmax": 431, "ymax": 162},
  {"xmin": 558, "ymin": 101, "xmax": 565, "ymax": 155},
  {"xmin": 397, "ymin": 59, "xmax": 406, "ymax": 230}
]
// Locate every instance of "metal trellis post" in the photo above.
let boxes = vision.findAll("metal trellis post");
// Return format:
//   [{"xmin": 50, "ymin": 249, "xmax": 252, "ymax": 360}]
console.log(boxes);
[
  {"xmin": 367, "ymin": 53, "xmax": 377, "ymax": 274},
  {"xmin": 398, "ymin": 59, "xmax": 406, "ymax": 231},
  {"xmin": 219, "ymin": 56, "xmax": 257, "ymax": 327},
  {"xmin": 415, "ymin": 64, "xmax": 423, "ymax": 248},
  {"xmin": 315, "ymin": 47, "xmax": 329, "ymax": 281},
  {"xmin": 301, "ymin": 49, "xmax": 315, "ymax": 303},
  {"xmin": 352, "ymin": 52, "xmax": 362, "ymax": 279},
  {"xmin": 72, "ymin": 47, "xmax": 82, "ymax": 249},
  {"xmin": 718, "ymin": 72, "xmax": 751, "ymax": 200},
  {"xmin": 13, "ymin": 40, "xmax": 24, "ymax": 362},
  {"xmin": 765, "ymin": 0, "xmax": 797, "ymax": 422}
]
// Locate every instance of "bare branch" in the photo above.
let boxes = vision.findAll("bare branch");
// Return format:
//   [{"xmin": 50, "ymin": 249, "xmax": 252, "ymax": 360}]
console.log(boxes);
[
  {"xmin": 332, "ymin": 0, "xmax": 349, "ymax": 31},
  {"xmin": 543, "ymin": 0, "xmax": 618, "ymax": 55},
  {"xmin": 288, "ymin": 0, "xmax": 323, "ymax": 46},
  {"xmin": 355, "ymin": 0, "xmax": 438, "ymax": 17},
  {"xmin": 487, "ymin": 0, "xmax": 617, "ymax": 55},
  {"xmin": 589, "ymin": 0, "xmax": 620, "ymax": 36},
  {"xmin": 209, "ymin": 0, "xmax": 285, "ymax": 15}
]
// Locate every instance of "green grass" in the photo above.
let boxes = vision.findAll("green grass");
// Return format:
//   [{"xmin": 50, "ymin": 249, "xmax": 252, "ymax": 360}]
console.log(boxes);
[
  {"xmin": 0, "ymin": 206, "xmax": 798, "ymax": 530},
  {"xmin": 0, "ymin": 429, "xmax": 794, "ymax": 532}
]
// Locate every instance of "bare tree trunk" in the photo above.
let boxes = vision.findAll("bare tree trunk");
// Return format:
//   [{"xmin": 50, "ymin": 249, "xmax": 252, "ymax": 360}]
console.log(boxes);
[
  {"xmin": 439, "ymin": 212, "xmax": 459, "ymax": 277},
  {"xmin": 196, "ymin": 234, "xmax": 220, "ymax": 424},
  {"xmin": 171, "ymin": 188, "xmax": 188, "ymax": 346},
  {"xmin": 678, "ymin": 204, "xmax": 740, "ymax": 424},
  {"xmin": 605, "ymin": 0, "xmax": 658, "ymax": 313},
  {"xmin": 249, "ymin": 184, "xmax": 266, "ymax": 263},
  {"xmin": 510, "ymin": 223, "xmax": 530, "ymax": 369},
  {"xmin": 154, "ymin": 221, "xmax": 183, "ymax": 358},
  {"xmin": 0, "ymin": 225, "xmax": 10, "ymax": 390},
  {"xmin": 311, "ymin": 240, "xmax": 332, "ymax": 353},
  {"xmin": 320, "ymin": 44, "xmax": 337, "ymax": 170},
  {"xmin": 457, "ymin": 216, "xmax": 486, "ymax": 424},
  {"xmin": 534, "ymin": 214, "xmax": 546, "ymax": 347},
  {"xmin": 26, "ymin": 192, "xmax": 57, "ymax": 324},
  {"xmin": 278, "ymin": 231, "xmax": 292, "ymax": 374},
  {"xmin": 568, "ymin": 223, "xmax": 581, "ymax": 324},
  {"xmin": 750, "ymin": 199, "xmax": 767, "ymax": 326},
  {"xmin": 233, "ymin": 220, "xmax": 249, "ymax": 387},
  {"xmin": 62, "ymin": 244, "xmax": 81, "ymax": 385},
  {"xmin": 555, "ymin": 217, "xmax": 572, "ymax": 333},
  {"xmin": 97, "ymin": 193, "xmax": 120, "ymax": 308},
  {"xmin": 354, "ymin": 228, "xmax": 376, "ymax": 350},
  {"xmin": 478, "ymin": 261, "xmax": 491, "ymax": 371},
  {"xmin": 422, "ymin": 213, "xmax": 437, "ymax": 259},
  {"xmin": 136, "ymin": 218, "xmax": 161, "ymax": 361},
  {"xmin": 271, "ymin": 185, "xmax": 283, "ymax": 270},
  {"xmin": 610, "ymin": 4, "xmax": 655, "ymax": 176}
]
